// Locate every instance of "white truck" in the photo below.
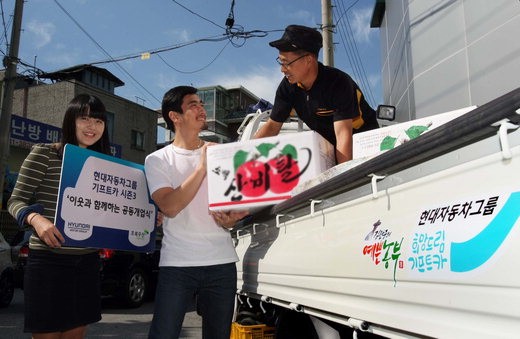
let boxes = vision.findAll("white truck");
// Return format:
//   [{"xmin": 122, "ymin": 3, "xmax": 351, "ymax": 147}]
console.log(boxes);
[{"xmin": 230, "ymin": 87, "xmax": 520, "ymax": 338}]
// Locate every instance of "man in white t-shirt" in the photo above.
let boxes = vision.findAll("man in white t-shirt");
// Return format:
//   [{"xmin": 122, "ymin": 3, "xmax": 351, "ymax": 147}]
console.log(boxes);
[{"xmin": 145, "ymin": 86, "xmax": 248, "ymax": 339}]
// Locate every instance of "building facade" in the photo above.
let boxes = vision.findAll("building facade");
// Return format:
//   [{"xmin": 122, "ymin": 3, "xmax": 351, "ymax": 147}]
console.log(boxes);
[
  {"xmin": 2, "ymin": 65, "xmax": 158, "ymax": 175},
  {"xmin": 372, "ymin": 0, "xmax": 520, "ymax": 121},
  {"xmin": 157, "ymin": 85, "xmax": 260, "ymax": 146}
]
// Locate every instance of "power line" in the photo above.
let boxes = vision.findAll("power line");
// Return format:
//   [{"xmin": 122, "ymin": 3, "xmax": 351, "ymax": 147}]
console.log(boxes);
[
  {"xmin": 0, "ymin": 0, "xmax": 13, "ymax": 52},
  {"xmin": 171, "ymin": 0, "xmax": 269, "ymax": 48},
  {"xmin": 53, "ymin": 0, "xmax": 160, "ymax": 104},
  {"xmin": 333, "ymin": 0, "xmax": 376, "ymax": 107},
  {"xmin": 225, "ymin": 0, "xmax": 236, "ymax": 31},
  {"xmin": 334, "ymin": 2, "xmax": 362, "ymax": 80},
  {"xmin": 14, "ymin": 0, "xmax": 279, "ymax": 107},
  {"xmin": 157, "ymin": 40, "xmax": 231, "ymax": 74},
  {"xmin": 89, "ymin": 34, "xmax": 230, "ymax": 66},
  {"xmin": 344, "ymin": 11, "xmax": 376, "ymax": 105},
  {"xmin": 336, "ymin": 1, "xmax": 369, "ymax": 92},
  {"xmin": 334, "ymin": 0, "xmax": 359, "ymax": 27},
  {"xmin": 10, "ymin": 0, "xmax": 279, "ymax": 107},
  {"xmin": 84, "ymin": 0, "xmax": 271, "ymax": 71},
  {"xmin": 171, "ymin": 0, "xmax": 225, "ymax": 30},
  {"xmin": 87, "ymin": 29, "xmax": 270, "ymax": 68},
  {"xmin": 51, "ymin": 0, "xmax": 273, "ymax": 104}
]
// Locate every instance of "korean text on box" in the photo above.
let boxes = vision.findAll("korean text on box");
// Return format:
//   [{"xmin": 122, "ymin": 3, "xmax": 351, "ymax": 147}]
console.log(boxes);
[{"xmin": 207, "ymin": 131, "xmax": 335, "ymax": 211}]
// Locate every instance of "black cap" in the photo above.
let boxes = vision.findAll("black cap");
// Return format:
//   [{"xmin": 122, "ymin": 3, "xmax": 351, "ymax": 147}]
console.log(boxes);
[{"xmin": 269, "ymin": 25, "xmax": 323, "ymax": 55}]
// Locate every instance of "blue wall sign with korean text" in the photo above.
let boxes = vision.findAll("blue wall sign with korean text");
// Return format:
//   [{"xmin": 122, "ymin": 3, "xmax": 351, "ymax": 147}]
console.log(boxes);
[{"xmin": 10, "ymin": 115, "xmax": 122, "ymax": 158}]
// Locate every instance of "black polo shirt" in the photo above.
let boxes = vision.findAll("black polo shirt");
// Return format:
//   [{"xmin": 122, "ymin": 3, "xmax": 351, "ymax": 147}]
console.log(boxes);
[{"xmin": 270, "ymin": 62, "xmax": 379, "ymax": 146}]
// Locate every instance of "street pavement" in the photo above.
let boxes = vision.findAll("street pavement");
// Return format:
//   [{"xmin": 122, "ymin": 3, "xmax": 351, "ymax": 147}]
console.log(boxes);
[{"xmin": 0, "ymin": 289, "xmax": 202, "ymax": 338}]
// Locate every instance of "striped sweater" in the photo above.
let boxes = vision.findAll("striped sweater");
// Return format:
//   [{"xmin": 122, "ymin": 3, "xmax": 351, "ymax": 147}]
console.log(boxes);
[{"xmin": 8, "ymin": 143, "xmax": 95, "ymax": 254}]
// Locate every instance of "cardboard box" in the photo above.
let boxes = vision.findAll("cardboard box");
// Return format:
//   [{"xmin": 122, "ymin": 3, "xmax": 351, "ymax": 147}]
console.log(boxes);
[
  {"xmin": 292, "ymin": 156, "xmax": 368, "ymax": 195},
  {"xmin": 352, "ymin": 106, "xmax": 476, "ymax": 159},
  {"xmin": 293, "ymin": 106, "xmax": 477, "ymax": 195},
  {"xmin": 207, "ymin": 131, "xmax": 334, "ymax": 211}
]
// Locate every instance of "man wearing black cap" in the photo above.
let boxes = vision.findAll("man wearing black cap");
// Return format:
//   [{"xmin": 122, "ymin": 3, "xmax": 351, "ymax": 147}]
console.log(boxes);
[{"xmin": 254, "ymin": 24, "xmax": 379, "ymax": 164}]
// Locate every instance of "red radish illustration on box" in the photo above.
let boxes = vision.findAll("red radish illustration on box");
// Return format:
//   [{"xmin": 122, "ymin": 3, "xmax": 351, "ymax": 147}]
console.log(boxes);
[{"xmin": 233, "ymin": 142, "xmax": 312, "ymax": 197}]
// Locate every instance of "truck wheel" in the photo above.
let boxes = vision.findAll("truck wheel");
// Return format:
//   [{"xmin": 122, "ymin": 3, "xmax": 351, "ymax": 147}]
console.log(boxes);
[
  {"xmin": 0, "ymin": 272, "xmax": 14, "ymax": 308},
  {"xmin": 120, "ymin": 268, "xmax": 147, "ymax": 308}
]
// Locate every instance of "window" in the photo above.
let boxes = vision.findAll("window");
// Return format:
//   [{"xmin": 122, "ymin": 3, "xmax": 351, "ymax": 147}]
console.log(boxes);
[
  {"xmin": 131, "ymin": 130, "xmax": 145, "ymax": 150},
  {"xmin": 203, "ymin": 91, "xmax": 215, "ymax": 120}
]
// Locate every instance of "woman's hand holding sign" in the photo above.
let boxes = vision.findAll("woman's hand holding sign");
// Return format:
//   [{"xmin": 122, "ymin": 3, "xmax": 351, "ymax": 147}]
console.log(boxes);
[{"xmin": 27, "ymin": 213, "xmax": 65, "ymax": 248}]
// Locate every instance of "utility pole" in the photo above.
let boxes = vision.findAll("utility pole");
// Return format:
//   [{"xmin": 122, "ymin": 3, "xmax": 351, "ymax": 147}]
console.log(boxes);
[
  {"xmin": 0, "ymin": 0, "xmax": 24, "ymax": 208},
  {"xmin": 321, "ymin": 0, "xmax": 334, "ymax": 67}
]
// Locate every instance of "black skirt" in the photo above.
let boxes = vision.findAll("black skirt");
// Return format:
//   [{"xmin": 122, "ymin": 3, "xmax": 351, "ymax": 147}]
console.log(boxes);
[{"xmin": 24, "ymin": 249, "xmax": 102, "ymax": 333}]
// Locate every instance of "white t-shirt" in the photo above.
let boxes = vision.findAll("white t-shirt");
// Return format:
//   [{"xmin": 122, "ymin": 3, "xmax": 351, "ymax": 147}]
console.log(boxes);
[{"xmin": 144, "ymin": 144, "xmax": 238, "ymax": 267}]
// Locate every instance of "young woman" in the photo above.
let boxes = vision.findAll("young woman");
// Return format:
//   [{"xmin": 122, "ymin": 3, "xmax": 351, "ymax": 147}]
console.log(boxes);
[{"xmin": 8, "ymin": 94, "xmax": 111, "ymax": 339}]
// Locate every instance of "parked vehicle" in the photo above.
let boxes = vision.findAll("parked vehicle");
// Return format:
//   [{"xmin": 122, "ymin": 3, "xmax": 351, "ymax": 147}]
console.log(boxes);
[
  {"xmin": 0, "ymin": 232, "xmax": 15, "ymax": 308},
  {"xmin": 99, "ymin": 241, "xmax": 161, "ymax": 308},
  {"xmin": 13, "ymin": 233, "xmax": 161, "ymax": 308},
  {"xmin": 11, "ymin": 230, "xmax": 30, "ymax": 289}
]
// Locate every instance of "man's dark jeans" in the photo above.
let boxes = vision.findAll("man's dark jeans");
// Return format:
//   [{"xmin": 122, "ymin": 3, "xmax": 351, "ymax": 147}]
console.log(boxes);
[{"xmin": 148, "ymin": 263, "xmax": 237, "ymax": 339}]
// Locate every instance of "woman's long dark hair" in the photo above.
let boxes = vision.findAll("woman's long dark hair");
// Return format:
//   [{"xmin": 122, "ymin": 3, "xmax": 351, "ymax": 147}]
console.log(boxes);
[{"xmin": 59, "ymin": 94, "xmax": 111, "ymax": 157}]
